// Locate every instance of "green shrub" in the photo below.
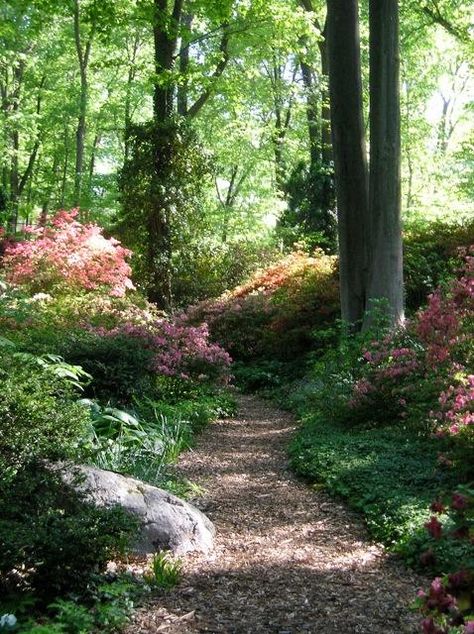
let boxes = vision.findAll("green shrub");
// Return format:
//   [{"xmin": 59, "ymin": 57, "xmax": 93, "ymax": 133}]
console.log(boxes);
[
  {"xmin": 185, "ymin": 250, "xmax": 339, "ymax": 362},
  {"xmin": 58, "ymin": 330, "xmax": 155, "ymax": 403},
  {"xmin": 0, "ymin": 347, "xmax": 91, "ymax": 475},
  {"xmin": 0, "ymin": 464, "xmax": 137, "ymax": 602},
  {"xmin": 404, "ymin": 216, "xmax": 474, "ymax": 310}
]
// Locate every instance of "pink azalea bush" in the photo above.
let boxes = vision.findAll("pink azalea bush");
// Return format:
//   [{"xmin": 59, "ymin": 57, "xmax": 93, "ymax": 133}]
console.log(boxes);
[
  {"xmin": 346, "ymin": 247, "xmax": 473, "ymax": 437},
  {"xmin": 2, "ymin": 210, "xmax": 135, "ymax": 297},
  {"xmin": 92, "ymin": 319, "xmax": 232, "ymax": 383},
  {"xmin": 340, "ymin": 250, "xmax": 473, "ymax": 632}
]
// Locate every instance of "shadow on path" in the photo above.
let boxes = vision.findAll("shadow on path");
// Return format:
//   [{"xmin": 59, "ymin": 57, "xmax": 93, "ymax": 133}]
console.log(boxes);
[{"xmin": 126, "ymin": 394, "xmax": 423, "ymax": 634}]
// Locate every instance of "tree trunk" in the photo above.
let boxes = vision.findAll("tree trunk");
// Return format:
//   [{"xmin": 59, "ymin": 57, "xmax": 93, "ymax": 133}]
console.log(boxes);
[
  {"xmin": 153, "ymin": 0, "xmax": 183, "ymax": 122},
  {"xmin": 318, "ymin": 31, "xmax": 332, "ymax": 166},
  {"xmin": 365, "ymin": 0, "xmax": 404, "ymax": 328},
  {"xmin": 147, "ymin": 0, "xmax": 184, "ymax": 310},
  {"xmin": 60, "ymin": 126, "xmax": 70, "ymax": 208},
  {"xmin": 73, "ymin": 0, "xmax": 94, "ymax": 209},
  {"xmin": 7, "ymin": 62, "xmax": 25, "ymax": 233},
  {"xmin": 177, "ymin": 12, "xmax": 193, "ymax": 116},
  {"xmin": 326, "ymin": 0, "xmax": 369, "ymax": 327}
]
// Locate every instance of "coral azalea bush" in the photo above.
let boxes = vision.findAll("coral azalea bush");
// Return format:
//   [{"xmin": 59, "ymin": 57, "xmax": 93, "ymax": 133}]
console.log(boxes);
[
  {"xmin": 2, "ymin": 209, "xmax": 134, "ymax": 297},
  {"xmin": 184, "ymin": 250, "xmax": 339, "ymax": 361}
]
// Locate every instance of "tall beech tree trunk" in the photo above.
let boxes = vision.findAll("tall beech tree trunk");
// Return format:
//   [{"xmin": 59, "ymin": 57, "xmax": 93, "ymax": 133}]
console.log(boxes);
[
  {"xmin": 327, "ymin": 0, "xmax": 369, "ymax": 326},
  {"xmin": 365, "ymin": 0, "xmax": 404, "ymax": 328}
]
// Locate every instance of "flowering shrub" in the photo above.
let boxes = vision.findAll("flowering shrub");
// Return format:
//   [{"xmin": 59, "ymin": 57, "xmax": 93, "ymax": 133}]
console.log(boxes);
[
  {"xmin": 328, "ymin": 251, "xmax": 474, "ymax": 631},
  {"xmin": 183, "ymin": 250, "xmax": 339, "ymax": 361},
  {"xmin": 345, "ymin": 248, "xmax": 473, "ymax": 434},
  {"xmin": 416, "ymin": 485, "xmax": 474, "ymax": 634},
  {"xmin": 93, "ymin": 319, "xmax": 232, "ymax": 383},
  {"xmin": 2, "ymin": 210, "xmax": 134, "ymax": 297}
]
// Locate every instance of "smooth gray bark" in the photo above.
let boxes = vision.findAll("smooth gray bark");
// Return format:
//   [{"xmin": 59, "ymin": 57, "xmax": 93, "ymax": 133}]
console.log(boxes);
[
  {"xmin": 365, "ymin": 0, "xmax": 404, "ymax": 328},
  {"xmin": 327, "ymin": 0, "xmax": 369, "ymax": 327}
]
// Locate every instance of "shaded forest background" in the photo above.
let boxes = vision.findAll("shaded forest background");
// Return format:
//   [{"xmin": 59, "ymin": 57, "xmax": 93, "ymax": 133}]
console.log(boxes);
[{"xmin": 1, "ymin": 0, "xmax": 473, "ymax": 308}]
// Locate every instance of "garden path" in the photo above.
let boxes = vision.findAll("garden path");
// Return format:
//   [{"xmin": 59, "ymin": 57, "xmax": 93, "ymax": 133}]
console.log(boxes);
[{"xmin": 126, "ymin": 394, "xmax": 423, "ymax": 634}]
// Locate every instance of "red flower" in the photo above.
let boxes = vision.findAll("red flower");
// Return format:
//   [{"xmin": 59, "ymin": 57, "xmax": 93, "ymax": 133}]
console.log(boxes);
[
  {"xmin": 430, "ymin": 500, "xmax": 445, "ymax": 514},
  {"xmin": 451, "ymin": 493, "xmax": 468, "ymax": 511},
  {"xmin": 425, "ymin": 516, "xmax": 443, "ymax": 539}
]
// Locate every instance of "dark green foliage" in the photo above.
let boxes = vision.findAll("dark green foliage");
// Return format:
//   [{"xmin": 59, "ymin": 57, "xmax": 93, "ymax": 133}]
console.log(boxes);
[
  {"xmin": 404, "ymin": 216, "xmax": 474, "ymax": 310},
  {"xmin": 232, "ymin": 359, "xmax": 306, "ymax": 394},
  {"xmin": 290, "ymin": 415, "xmax": 455, "ymax": 546},
  {"xmin": 59, "ymin": 330, "xmax": 155, "ymax": 403},
  {"xmin": 0, "ymin": 464, "xmax": 137, "ymax": 602},
  {"xmin": 0, "ymin": 349, "xmax": 91, "ymax": 474},
  {"xmin": 278, "ymin": 160, "xmax": 337, "ymax": 252}
]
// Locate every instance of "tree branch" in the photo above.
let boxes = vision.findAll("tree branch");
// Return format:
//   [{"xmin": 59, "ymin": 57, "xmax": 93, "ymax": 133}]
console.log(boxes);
[
  {"xmin": 421, "ymin": 1, "xmax": 470, "ymax": 43},
  {"xmin": 186, "ymin": 24, "xmax": 230, "ymax": 119}
]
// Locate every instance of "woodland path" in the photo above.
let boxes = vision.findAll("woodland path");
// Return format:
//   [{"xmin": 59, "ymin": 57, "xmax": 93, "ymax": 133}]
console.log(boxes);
[{"xmin": 126, "ymin": 394, "xmax": 424, "ymax": 634}]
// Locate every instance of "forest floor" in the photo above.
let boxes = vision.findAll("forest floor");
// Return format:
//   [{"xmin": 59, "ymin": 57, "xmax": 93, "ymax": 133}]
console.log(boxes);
[{"xmin": 125, "ymin": 394, "xmax": 424, "ymax": 634}]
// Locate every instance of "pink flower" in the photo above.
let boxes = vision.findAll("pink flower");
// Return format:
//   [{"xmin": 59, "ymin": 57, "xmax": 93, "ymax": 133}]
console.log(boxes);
[
  {"xmin": 451, "ymin": 493, "xmax": 468, "ymax": 511},
  {"xmin": 425, "ymin": 516, "xmax": 443, "ymax": 539},
  {"xmin": 3, "ymin": 210, "xmax": 135, "ymax": 297}
]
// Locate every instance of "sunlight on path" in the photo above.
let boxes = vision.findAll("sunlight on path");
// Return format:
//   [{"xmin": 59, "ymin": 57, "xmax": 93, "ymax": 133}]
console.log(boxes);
[{"xmin": 126, "ymin": 395, "xmax": 422, "ymax": 634}]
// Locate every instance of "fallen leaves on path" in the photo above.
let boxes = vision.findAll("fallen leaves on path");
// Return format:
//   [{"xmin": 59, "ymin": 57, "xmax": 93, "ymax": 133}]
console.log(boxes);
[{"xmin": 125, "ymin": 394, "xmax": 423, "ymax": 634}]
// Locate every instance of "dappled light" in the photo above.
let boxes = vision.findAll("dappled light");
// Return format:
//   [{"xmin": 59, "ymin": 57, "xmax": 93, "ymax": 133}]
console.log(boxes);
[{"xmin": 0, "ymin": 0, "xmax": 472, "ymax": 631}]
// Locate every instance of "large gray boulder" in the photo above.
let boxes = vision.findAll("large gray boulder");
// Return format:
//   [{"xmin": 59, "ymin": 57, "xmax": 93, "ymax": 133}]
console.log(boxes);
[{"xmin": 63, "ymin": 465, "xmax": 215, "ymax": 555}]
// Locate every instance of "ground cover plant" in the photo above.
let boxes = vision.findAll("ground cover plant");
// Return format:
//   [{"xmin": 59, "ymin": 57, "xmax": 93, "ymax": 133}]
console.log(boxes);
[{"xmin": 288, "ymin": 249, "xmax": 474, "ymax": 631}]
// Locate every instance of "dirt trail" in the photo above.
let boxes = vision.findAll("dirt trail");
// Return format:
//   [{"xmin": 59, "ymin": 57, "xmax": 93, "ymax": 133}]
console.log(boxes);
[{"xmin": 127, "ymin": 394, "xmax": 423, "ymax": 634}]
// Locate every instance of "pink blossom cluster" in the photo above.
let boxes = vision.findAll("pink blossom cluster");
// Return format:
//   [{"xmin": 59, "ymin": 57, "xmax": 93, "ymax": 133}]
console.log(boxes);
[
  {"xmin": 417, "ymin": 488, "xmax": 473, "ymax": 633},
  {"xmin": 2, "ymin": 210, "xmax": 135, "ymax": 297},
  {"xmin": 94, "ymin": 319, "xmax": 232, "ymax": 383},
  {"xmin": 418, "ymin": 247, "xmax": 473, "ymax": 367},
  {"xmin": 432, "ymin": 376, "xmax": 474, "ymax": 434},
  {"xmin": 348, "ymin": 248, "xmax": 473, "ymax": 434},
  {"xmin": 348, "ymin": 336, "xmax": 423, "ymax": 413}
]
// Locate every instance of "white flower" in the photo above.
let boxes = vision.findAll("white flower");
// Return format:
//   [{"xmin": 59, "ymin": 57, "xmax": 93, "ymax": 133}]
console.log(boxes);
[{"xmin": 0, "ymin": 614, "xmax": 17, "ymax": 629}]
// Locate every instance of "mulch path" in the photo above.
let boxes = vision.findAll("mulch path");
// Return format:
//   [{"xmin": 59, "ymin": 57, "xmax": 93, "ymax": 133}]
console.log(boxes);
[{"xmin": 125, "ymin": 394, "xmax": 425, "ymax": 634}]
